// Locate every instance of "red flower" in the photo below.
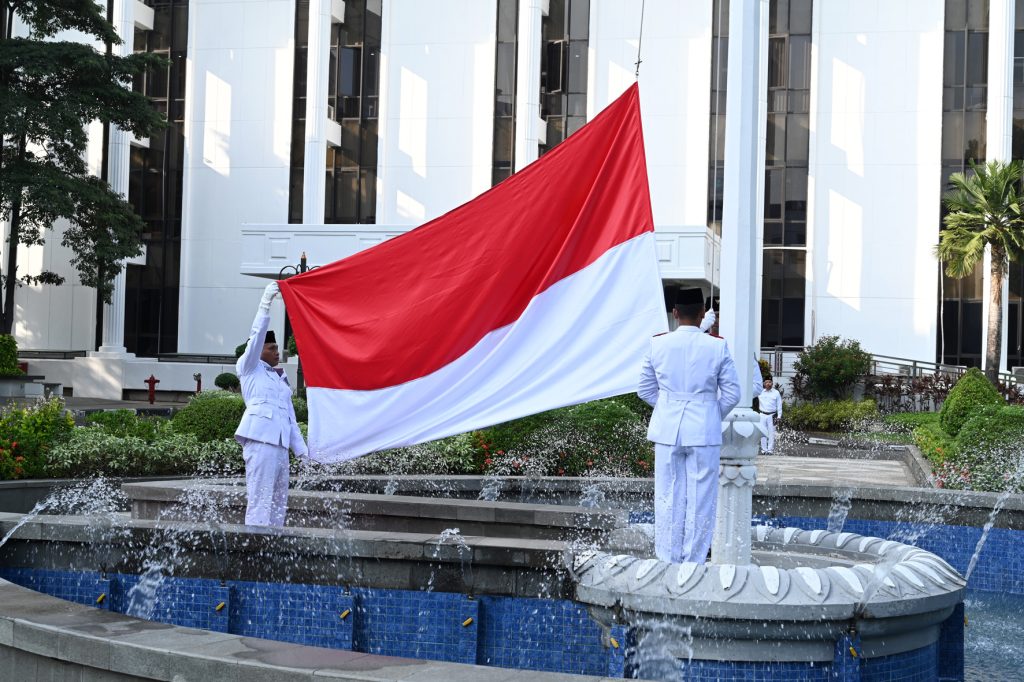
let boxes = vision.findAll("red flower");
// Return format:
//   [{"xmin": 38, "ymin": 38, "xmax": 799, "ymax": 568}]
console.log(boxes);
[
  {"xmin": 496, "ymin": 450, "xmax": 504, "ymax": 455},
  {"xmin": 586, "ymin": 459, "xmax": 594, "ymax": 467},
  {"xmin": 10, "ymin": 442, "xmax": 15, "ymax": 449},
  {"xmin": 484, "ymin": 458, "xmax": 492, "ymax": 466},
  {"xmin": 558, "ymin": 468, "xmax": 565, "ymax": 475}
]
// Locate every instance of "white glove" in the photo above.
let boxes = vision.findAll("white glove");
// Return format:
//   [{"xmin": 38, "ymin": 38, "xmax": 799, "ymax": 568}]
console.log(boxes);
[
  {"xmin": 258, "ymin": 281, "xmax": 279, "ymax": 312},
  {"xmin": 699, "ymin": 307, "xmax": 716, "ymax": 332}
]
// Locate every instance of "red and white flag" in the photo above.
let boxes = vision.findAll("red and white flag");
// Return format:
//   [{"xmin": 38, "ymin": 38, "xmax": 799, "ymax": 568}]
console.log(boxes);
[{"xmin": 280, "ymin": 84, "xmax": 666, "ymax": 462}]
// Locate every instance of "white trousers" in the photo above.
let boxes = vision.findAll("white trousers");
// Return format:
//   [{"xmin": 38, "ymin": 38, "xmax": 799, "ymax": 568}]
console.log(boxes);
[
  {"xmin": 242, "ymin": 440, "xmax": 290, "ymax": 526},
  {"xmin": 759, "ymin": 413, "xmax": 776, "ymax": 453},
  {"xmin": 653, "ymin": 443, "xmax": 719, "ymax": 564}
]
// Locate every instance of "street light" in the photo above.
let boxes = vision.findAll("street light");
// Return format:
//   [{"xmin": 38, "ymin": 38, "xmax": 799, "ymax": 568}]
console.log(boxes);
[{"xmin": 278, "ymin": 252, "xmax": 318, "ymax": 393}]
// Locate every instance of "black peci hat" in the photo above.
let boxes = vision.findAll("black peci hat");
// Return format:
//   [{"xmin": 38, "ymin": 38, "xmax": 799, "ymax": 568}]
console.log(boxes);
[
  {"xmin": 675, "ymin": 288, "xmax": 705, "ymax": 307},
  {"xmin": 264, "ymin": 330, "xmax": 277, "ymax": 344}
]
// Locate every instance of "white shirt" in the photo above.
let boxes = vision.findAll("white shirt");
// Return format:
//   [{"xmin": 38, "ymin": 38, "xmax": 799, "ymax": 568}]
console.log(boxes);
[{"xmin": 757, "ymin": 387, "xmax": 783, "ymax": 417}]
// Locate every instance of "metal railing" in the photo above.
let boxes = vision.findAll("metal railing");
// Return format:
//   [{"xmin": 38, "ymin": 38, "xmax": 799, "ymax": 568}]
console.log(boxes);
[{"xmin": 760, "ymin": 347, "xmax": 1022, "ymax": 387}]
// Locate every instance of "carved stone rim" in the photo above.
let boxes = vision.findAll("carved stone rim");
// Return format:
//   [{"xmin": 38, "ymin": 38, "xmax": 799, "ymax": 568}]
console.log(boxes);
[{"xmin": 573, "ymin": 525, "xmax": 966, "ymax": 621}]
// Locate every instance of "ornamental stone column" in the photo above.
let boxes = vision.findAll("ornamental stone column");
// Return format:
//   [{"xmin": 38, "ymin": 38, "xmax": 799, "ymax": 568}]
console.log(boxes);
[
  {"xmin": 712, "ymin": 0, "xmax": 769, "ymax": 565},
  {"xmin": 98, "ymin": 0, "xmax": 136, "ymax": 355},
  {"xmin": 303, "ymin": 0, "xmax": 333, "ymax": 225}
]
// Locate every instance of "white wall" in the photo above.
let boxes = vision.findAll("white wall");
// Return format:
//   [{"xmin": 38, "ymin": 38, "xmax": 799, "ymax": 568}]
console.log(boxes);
[
  {"xmin": 375, "ymin": 0, "xmax": 497, "ymax": 225},
  {"xmin": 177, "ymin": 0, "xmax": 297, "ymax": 353},
  {"xmin": 589, "ymin": 0, "xmax": 713, "ymax": 236},
  {"xmin": 807, "ymin": 1, "xmax": 943, "ymax": 360}
]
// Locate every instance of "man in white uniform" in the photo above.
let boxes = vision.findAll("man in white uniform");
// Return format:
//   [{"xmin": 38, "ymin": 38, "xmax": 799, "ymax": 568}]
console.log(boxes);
[
  {"xmin": 639, "ymin": 288, "xmax": 741, "ymax": 564},
  {"xmin": 755, "ymin": 377, "xmax": 783, "ymax": 454},
  {"xmin": 235, "ymin": 282, "xmax": 308, "ymax": 526}
]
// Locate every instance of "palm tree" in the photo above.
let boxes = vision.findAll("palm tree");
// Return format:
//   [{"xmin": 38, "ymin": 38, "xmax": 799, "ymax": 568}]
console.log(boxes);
[{"xmin": 937, "ymin": 159, "xmax": 1024, "ymax": 384}]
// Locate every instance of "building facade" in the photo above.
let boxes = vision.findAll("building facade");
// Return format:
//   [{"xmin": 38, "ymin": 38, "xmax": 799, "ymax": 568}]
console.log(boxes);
[{"xmin": 5, "ymin": 0, "xmax": 1024, "ymax": 397}]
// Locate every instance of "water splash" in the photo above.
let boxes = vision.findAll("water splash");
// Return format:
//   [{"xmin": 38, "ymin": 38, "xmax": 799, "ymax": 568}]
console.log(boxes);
[
  {"xmin": 826, "ymin": 487, "xmax": 853, "ymax": 533},
  {"xmin": 579, "ymin": 483, "xmax": 607, "ymax": 509},
  {"xmin": 383, "ymin": 479, "xmax": 399, "ymax": 496},
  {"xmin": 478, "ymin": 479, "xmax": 502, "ymax": 501},
  {"xmin": 0, "ymin": 499, "xmax": 51, "ymax": 551},
  {"xmin": 965, "ymin": 453, "xmax": 1024, "ymax": 582}
]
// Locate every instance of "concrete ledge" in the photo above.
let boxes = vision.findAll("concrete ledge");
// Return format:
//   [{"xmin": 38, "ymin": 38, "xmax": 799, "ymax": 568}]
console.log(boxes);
[{"xmin": 0, "ymin": 579, "xmax": 613, "ymax": 681}]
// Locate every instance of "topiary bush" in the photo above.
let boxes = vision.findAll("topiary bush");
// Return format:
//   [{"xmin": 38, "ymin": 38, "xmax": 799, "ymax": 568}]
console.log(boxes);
[
  {"xmin": 235, "ymin": 342, "xmax": 247, "ymax": 359},
  {"xmin": 0, "ymin": 334, "xmax": 21, "ymax": 376},
  {"xmin": 214, "ymin": 372, "xmax": 240, "ymax": 391},
  {"xmin": 939, "ymin": 367, "xmax": 1003, "ymax": 436},
  {"xmin": 792, "ymin": 336, "xmax": 872, "ymax": 400},
  {"xmin": 783, "ymin": 399, "xmax": 878, "ymax": 432},
  {"xmin": 172, "ymin": 391, "xmax": 246, "ymax": 442}
]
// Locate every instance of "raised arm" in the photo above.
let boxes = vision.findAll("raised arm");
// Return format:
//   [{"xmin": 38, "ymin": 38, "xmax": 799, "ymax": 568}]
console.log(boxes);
[{"xmin": 236, "ymin": 282, "xmax": 279, "ymax": 377}]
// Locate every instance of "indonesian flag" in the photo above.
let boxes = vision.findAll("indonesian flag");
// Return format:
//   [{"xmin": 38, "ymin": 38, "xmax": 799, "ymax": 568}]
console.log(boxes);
[{"xmin": 280, "ymin": 84, "xmax": 667, "ymax": 462}]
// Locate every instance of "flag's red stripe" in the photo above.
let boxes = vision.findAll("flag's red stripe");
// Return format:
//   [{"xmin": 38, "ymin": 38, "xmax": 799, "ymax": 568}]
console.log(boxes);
[{"xmin": 280, "ymin": 84, "xmax": 653, "ymax": 391}]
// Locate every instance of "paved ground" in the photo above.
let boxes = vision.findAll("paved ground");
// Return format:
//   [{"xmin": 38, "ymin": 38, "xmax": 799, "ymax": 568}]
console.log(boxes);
[{"xmin": 755, "ymin": 454, "xmax": 915, "ymax": 487}]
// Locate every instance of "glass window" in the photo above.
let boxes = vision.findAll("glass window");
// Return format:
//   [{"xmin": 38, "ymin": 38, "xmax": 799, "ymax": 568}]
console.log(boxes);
[
  {"xmin": 941, "ymin": 111, "xmax": 964, "ymax": 165},
  {"xmin": 963, "ymin": 110, "xmax": 986, "ymax": 161},
  {"xmin": 943, "ymin": 31, "xmax": 966, "ymax": 87},
  {"xmin": 567, "ymin": 40, "xmax": 588, "ymax": 93},
  {"xmin": 788, "ymin": 36, "xmax": 811, "ymax": 90},
  {"xmin": 766, "ymin": 114, "xmax": 785, "ymax": 166},
  {"xmin": 764, "ymin": 222, "xmax": 784, "ymax": 246},
  {"xmin": 569, "ymin": 0, "xmax": 590, "ymax": 39},
  {"xmin": 789, "ymin": 0, "xmax": 812, "ymax": 34},
  {"xmin": 768, "ymin": 38, "xmax": 787, "ymax": 89},
  {"xmin": 785, "ymin": 168, "xmax": 808, "ymax": 221},
  {"xmin": 966, "ymin": 0, "xmax": 989, "ymax": 30},
  {"xmin": 785, "ymin": 113, "xmax": 809, "ymax": 162},
  {"xmin": 966, "ymin": 31, "xmax": 988, "ymax": 86},
  {"xmin": 765, "ymin": 169, "xmax": 784, "ymax": 219},
  {"xmin": 946, "ymin": 0, "xmax": 967, "ymax": 30},
  {"xmin": 770, "ymin": 0, "xmax": 788, "ymax": 34}
]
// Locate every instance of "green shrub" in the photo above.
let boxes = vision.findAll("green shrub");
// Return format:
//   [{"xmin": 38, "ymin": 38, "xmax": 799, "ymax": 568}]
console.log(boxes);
[
  {"xmin": 0, "ymin": 335, "xmax": 21, "ymax": 376},
  {"xmin": 235, "ymin": 342, "xmax": 247, "ymax": 359},
  {"xmin": 340, "ymin": 432, "xmax": 482, "ymax": 476},
  {"xmin": 172, "ymin": 391, "xmax": 246, "ymax": 442},
  {"xmin": 883, "ymin": 412, "xmax": 940, "ymax": 432},
  {"xmin": 939, "ymin": 367, "xmax": 1003, "ymax": 436},
  {"xmin": 214, "ymin": 372, "xmax": 240, "ymax": 391},
  {"xmin": 913, "ymin": 421, "xmax": 957, "ymax": 465},
  {"xmin": 792, "ymin": 336, "xmax": 872, "ymax": 400},
  {"xmin": 46, "ymin": 429, "xmax": 243, "ymax": 478},
  {"xmin": 287, "ymin": 336, "xmax": 298, "ymax": 359},
  {"xmin": 944, "ymin": 405, "xmax": 1024, "ymax": 491},
  {"xmin": 478, "ymin": 400, "xmax": 652, "ymax": 477},
  {"xmin": 610, "ymin": 392, "xmax": 653, "ymax": 423},
  {"xmin": 784, "ymin": 399, "xmax": 878, "ymax": 432},
  {"xmin": 291, "ymin": 396, "xmax": 308, "ymax": 422},
  {"xmin": 0, "ymin": 398, "xmax": 74, "ymax": 478},
  {"xmin": 86, "ymin": 409, "xmax": 167, "ymax": 440}
]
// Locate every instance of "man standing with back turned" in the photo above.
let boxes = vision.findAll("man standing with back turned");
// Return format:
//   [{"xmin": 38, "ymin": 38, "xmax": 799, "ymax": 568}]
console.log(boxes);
[
  {"xmin": 639, "ymin": 288, "xmax": 741, "ymax": 563},
  {"xmin": 235, "ymin": 281, "xmax": 308, "ymax": 526}
]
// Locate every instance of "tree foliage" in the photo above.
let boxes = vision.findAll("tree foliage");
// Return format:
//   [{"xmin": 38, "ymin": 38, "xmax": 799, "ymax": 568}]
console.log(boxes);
[
  {"xmin": 0, "ymin": 0, "xmax": 166, "ymax": 333},
  {"xmin": 792, "ymin": 335, "xmax": 872, "ymax": 400},
  {"xmin": 938, "ymin": 367, "xmax": 1004, "ymax": 437},
  {"xmin": 937, "ymin": 160, "xmax": 1024, "ymax": 383}
]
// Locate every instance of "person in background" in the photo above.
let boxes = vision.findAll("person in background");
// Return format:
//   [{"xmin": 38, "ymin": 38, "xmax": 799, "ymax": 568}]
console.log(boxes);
[
  {"xmin": 639, "ymin": 288, "xmax": 741, "ymax": 564},
  {"xmin": 234, "ymin": 281, "xmax": 308, "ymax": 526},
  {"xmin": 755, "ymin": 376, "xmax": 783, "ymax": 455}
]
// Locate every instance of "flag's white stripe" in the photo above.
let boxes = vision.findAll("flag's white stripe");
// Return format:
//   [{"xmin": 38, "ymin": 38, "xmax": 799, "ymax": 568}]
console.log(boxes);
[{"xmin": 306, "ymin": 233, "xmax": 667, "ymax": 462}]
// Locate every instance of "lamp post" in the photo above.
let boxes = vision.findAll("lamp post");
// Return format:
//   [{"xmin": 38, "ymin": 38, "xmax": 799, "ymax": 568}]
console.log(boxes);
[{"xmin": 278, "ymin": 252, "xmax": 317, "ymax": 393}]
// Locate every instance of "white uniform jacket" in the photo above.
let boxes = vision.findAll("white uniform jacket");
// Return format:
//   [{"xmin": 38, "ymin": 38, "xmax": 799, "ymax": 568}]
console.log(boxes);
[
  {"xmin": 638, "ymin": 326, "xmax": 741, "ymax": 446},
  {"xmin": 234, "ymin": 311, "xmax": 307, "ymax": 456}
]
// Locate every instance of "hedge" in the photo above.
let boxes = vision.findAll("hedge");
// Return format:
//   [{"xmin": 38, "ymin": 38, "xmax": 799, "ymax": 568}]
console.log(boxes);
[{"xmin": 783, "ymin": 399, "xmax": 878, "ymax": 432}]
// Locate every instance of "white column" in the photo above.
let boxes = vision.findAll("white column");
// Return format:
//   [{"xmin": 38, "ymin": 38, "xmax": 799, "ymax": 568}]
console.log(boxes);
[
  {"xmin": 712, "ymin": 0, "xmax": 769, "ymax": 566},
  {"xmin": 513, "ymin": 0, "xmax": 544, "ymax": 171},
  {"xmin": 303, "ymin": 0, "xmax": 333, "ymax": 225},
  {"xmin": 98, "ymin": 0, "xmax": 135, "ymax": 355},
  {"xmin": 981, "ymin": 0, "xmax": 1014, "ymax": 374}
]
